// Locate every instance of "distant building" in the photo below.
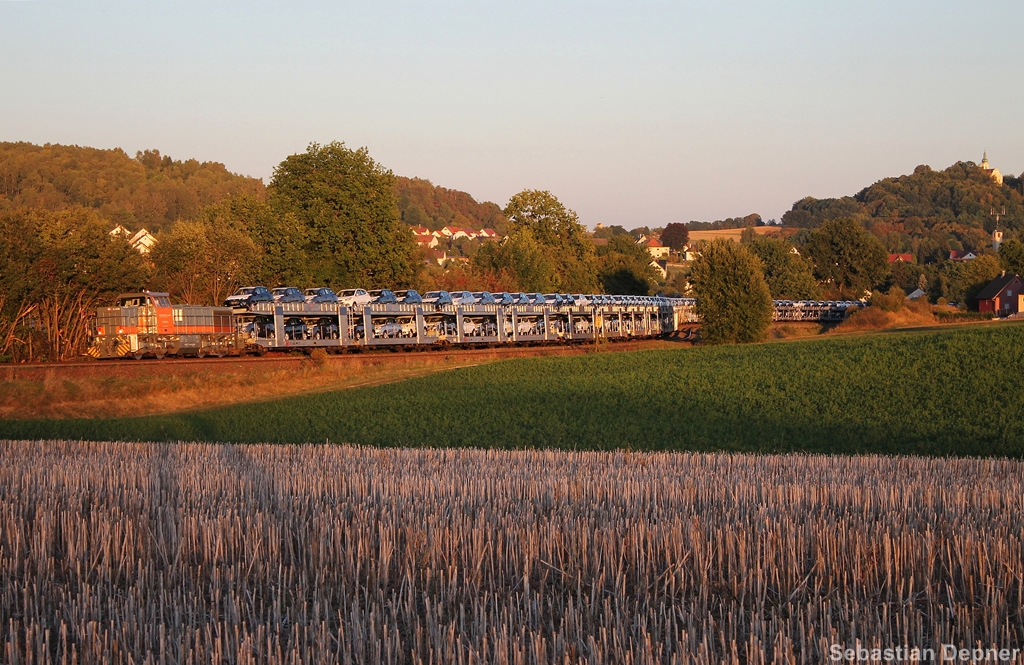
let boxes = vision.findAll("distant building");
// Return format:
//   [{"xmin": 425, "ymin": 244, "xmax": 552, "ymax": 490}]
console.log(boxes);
[
  {"xmin": 980, "ymin": 152, "xmax": 1003, "ymax": 185},
  {"xmin": 650, "ymin": 259, "xmax": 668, "ymax": 279},
  {"xmin": 681, "ymin": 245, "xmax": 698, "ymax": 262},
  {"xmin": 976, "ymin": 272, "xmax": 1024, "ymax": 317},
  {"xmin": 993, "ymin": 229, "xmax": 1003, "ymax": 252},
  {"xmin": 110, "ymin": 225, "xmax": 157, "ymax": 255},
  {"xmin": 414, "ymin": 233, "xmax": 439, "ymax": 249},
  {"xmin": 888, "ymin": 253, "xmax": 914, "ymax": 264},
  {"xmin": 906, "ymin": 288, "xmax": 927, "ymax": 300},
  {"xmin": 642, "ymin": 237, "xmax": 670, "ymax": 260},
  {"xmin": 949, "ymin": 250, "xmax": 978, "ymax": 262}
]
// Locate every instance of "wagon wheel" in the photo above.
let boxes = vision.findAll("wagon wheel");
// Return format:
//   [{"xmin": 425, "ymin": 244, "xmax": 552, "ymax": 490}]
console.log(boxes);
[
  {"xmin": 196, "ymin": 349, "xmax": 206, "ymax": 359},
  {"xmin": 154, "ymin": 351, "xmax": 165, "ymax": 360},
  {"xmin": 133, "ymin": 351, "xmax": 145, "ymax": 360}
]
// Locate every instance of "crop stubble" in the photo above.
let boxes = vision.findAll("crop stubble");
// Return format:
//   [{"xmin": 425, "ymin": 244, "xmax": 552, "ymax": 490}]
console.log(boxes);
[{"xmin": 1, "ymin": 441, "xmax": 1021, "ymax": 664}]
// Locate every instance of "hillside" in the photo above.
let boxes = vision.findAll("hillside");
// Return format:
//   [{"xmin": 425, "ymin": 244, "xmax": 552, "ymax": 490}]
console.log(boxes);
[
  {"xmin": 395, "ymin": 176, "xmax": 506, "ymax": 233},
  {"xmin": 782, "ymin": 160, "xmax": 1024, "ymax": 258},
  {"xmin": 0, "ymin": 142, "xmax": 265, "ymax": 233},
  {"xmin": 4, "ymin": 324, "xmax": 1023, "ymax": 457}
]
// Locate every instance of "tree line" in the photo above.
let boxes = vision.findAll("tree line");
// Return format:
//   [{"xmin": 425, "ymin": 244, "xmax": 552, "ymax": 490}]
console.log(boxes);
[{"xmin": 3, "ymin": 142, "xmax": 1023, "ymax": 358}]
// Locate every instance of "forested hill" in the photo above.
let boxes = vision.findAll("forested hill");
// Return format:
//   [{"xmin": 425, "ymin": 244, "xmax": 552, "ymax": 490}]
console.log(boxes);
[
  {"xmin": 782, "ymin": 161, "xmax": 1024, "ymax": 254},
  {"xmin": 395, "ymin": 176, "xmax": 506, "ymax": 234},
  {"xmin": 0, "ymin": 142, "xmax": 265, "ymax": 233}
]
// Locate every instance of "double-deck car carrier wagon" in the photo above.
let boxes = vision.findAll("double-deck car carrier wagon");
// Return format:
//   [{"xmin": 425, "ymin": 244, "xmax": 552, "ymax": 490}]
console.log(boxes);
[{"xmin": 87, "ymin": 291, "xmax": 860, "ymax": 359}]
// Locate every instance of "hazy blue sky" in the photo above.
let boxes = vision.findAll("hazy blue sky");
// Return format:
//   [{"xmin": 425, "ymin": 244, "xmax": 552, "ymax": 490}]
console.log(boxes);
[{"xmin": 2, "ymin": 1, "xmax": 1022, "ymax": 227}]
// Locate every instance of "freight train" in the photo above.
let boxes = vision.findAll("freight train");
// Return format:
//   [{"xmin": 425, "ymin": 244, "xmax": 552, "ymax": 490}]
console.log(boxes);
[{"xmin": 87, "ymin": 289, "xmax": 861, "ymax": 359}]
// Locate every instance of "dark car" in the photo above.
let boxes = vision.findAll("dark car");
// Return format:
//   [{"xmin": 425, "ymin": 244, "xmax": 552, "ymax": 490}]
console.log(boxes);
[
  {"xmin": 369, "ymin": 289, "xmax": 398, "ymax": 304},
  {"xmin": 422, "ymin": 290, "xmax": 453, "ymax": 306},
  {"xmin": 304, "ymin": 287, "xmax": 338, "ymax": 304},
  {"xmin": 491, "ymin": 292, "xmax": 515, "ymax": 306},
  {"xmin": 471, "ymin": 291, "xmax": 497, "ymax": 305},
  {"xmin": 394, "ymin": 289, "xmax": 423, "ymax": 304},
  {"xmin": 224, "ymin": 286, "xmax": 274, "ymax": 308},
  {"xmin": 272, "ymin": 287, "xmax": 306, "ymax": 304}
]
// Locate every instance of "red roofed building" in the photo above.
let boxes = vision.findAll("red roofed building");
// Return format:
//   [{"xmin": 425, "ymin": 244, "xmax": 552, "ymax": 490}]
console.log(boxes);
[
  {"xmin": 643, "ymin": 237, "xmax": 671, "ymax": 259},
  {"xmin": 977, "ymin": 273, "xmax": 1024, "ymax": 317},
  {"xmin": 888, "ymin": 253, "xmax": 913, "ymax": 264},
  {"xmin": 414, "ymin": 234, "xmax": 439, "ymax": 248}
]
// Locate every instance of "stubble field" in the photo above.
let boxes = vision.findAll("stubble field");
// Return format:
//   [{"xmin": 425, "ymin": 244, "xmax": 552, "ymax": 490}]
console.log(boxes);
[{"xmin": 2, "ymin": 441, "xmax": 1021, "ymax": 664}]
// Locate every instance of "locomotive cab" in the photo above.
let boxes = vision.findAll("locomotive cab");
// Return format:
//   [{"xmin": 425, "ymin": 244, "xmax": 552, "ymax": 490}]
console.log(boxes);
[{"xmin": 89, "ymin": 291, "xmax": 240, "ymax": 359}]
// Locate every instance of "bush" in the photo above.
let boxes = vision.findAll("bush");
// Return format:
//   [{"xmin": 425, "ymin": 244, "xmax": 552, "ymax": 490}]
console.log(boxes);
[
  {"xmin": 309, "ymin": 348, "xmax": 329, "ymax": 368},
  {"xmin": 870, "ymin": 286, "xmax": 906, "ymax": 312}
]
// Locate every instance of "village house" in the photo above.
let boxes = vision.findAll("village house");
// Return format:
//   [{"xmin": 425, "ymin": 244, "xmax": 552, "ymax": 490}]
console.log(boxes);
[
  {"xmin": 110, "ymin": 225, "xmax": 157, "ymax": 255},
  {"xmin": 414, "ymin": 233, "xmax": 439, "ymax": 249},
  {"xmin": 888, "ymin": 253, "xmax": 914, "ymax": 264},
  {"xmin": 949, "ymin": 250, "xmax": 978, "ymax": 262},
  {"xmin": 976, "ymin": 272, "xmax": 1024, "ymax": 317},
  {"xmin": 642, "ymin": 237, "xmax": 671, "ymax": 260}
]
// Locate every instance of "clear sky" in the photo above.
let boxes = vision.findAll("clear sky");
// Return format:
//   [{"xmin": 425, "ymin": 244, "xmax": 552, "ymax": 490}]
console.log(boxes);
[{"xmin": 2, "ymin": 1, "xmax": 1022, "ymax": 228}]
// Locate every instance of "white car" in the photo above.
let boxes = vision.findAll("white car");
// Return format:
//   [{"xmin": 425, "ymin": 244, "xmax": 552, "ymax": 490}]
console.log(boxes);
[
  {"xmin": 449, "ymin": 291, "xmax": 477, "ymax": 306},
  {"xmin": 337, "ymin": 288, "xmax": 373, "ymax": 307}
]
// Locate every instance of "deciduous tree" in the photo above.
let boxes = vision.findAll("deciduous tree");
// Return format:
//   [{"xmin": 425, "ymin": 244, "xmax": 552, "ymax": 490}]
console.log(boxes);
[
  {"xmin": 660, "ymin": 223, "xmax": 689, "ymax": 251},
  {"xmin": 690, "ymin": 239, "xmax": 773, "ymax": 344},
  {"xmin": 746, "ymin": 236, "xmax": 820, "ymax": 300},
  {"xmin": 503, "ymin": 190, "xmax": 598, "ymax": 292},
  {"xmin": 596, "ymin": 234, "xmax": 658, "ymax": 295},
  {"xmin": 270, "ymin": 142, "xmax": 416, "ymax": 288},
  {"xmin": 803, "ymin": 219, "xmax": 889, "ymax": 297}
]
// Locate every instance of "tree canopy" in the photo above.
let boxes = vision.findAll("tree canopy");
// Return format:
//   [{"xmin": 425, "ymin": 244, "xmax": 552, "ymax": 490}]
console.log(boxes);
[
  {"xmin": 998, "ymin": 237, "xmax": 1024, "ymax": 277},
  {"xmin": 690, "ymin": 239, "xmax": 773, "ymax": 344},
  {"xmin": 395, "ymin": 177, "xmax": 506, "ymax": 234},
  {"xmin": 0, "ymin": 142, "xmax": 264, "ymax": 233},
  {"xmin": 745, "ymin": 236, "xmax": 820, "ymax": 300},
  {"xmin": 595, "ymin": 235, "xmax": 658, "ymax": 295},
  {"xmin": 782, "ymin": 161, "xmax": 1024, "ymax": 258},
  {"xmin": 503, "ymin": 190, "xmax": 598, "ymax": 293},
  {"xmin": 270, "ymin": 142, "xmax": 416, "ymax": 288},
  {"xmin": 660, "ymin": 222, "xmax": 689, "ymax": 251},
  {"xmin": 802, "ymin": 219, "xmax": 889, "ymax": 297}
]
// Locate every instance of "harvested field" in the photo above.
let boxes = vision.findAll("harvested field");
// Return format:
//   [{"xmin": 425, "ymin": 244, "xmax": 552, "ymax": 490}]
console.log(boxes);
[{"xmin": 2, "ymin": 441, "xmax": 1022, "ymax": 664}]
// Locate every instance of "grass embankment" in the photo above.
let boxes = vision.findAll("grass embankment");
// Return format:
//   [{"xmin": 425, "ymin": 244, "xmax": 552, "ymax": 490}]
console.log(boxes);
[
  {"xmin": 1, "ymin": 342, "xmax": 675, "ymax": 419},
  {"xmin": 3, "ymin": 324, "xmax": 1023, "ymax": 456}
]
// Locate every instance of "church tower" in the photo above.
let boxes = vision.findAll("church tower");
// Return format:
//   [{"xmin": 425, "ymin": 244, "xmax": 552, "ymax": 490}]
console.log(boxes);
[{"xmin": 981, "ymin": 152, "xmax": 1004, "ymax": 185}]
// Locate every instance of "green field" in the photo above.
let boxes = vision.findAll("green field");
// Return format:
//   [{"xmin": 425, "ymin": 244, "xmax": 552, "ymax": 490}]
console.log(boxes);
[{"xmin": 4, "ymin": 325, "xmax": 1024, "ymax": 456}]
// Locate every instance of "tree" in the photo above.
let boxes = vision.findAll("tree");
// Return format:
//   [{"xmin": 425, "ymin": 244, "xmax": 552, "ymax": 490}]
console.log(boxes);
[
  {"xmin": 595, "ymin": 234, "xmax": 658, "ymax": 295},
  {"xmin": 660, "ymin": 223, "xmax": 689, "ymax": 251},
  {"xmin": 999, "ymin": 237, "xmax": 1024, "ymax": 276},
  {"xmin": 690, "ymin": 239, "xmax": 773, "ymax": 344},
  {"xmin": 802, "ymin": 219, "xmax": 889, "ymax": 297},
  {"xmin": 503, "ymin": 190, "xmax": 599, "ymax": 292},
  {"xmin": 0, "ymin": 207, "xmax": 150, "ymax": 360},
  {"xmin": 941, "ymin": 254, "xmax": 1003, "ymax": 307},
  {"xmin": 270, "ymin": 142, "xmax": 416, "ymax": 288},
  {"xmin": 473, "ymin": 228, "xmax": 556, "ymax": 292},
  {"xmin": 150, "ymin": 211, "xmax": 261, "ymax": 305},
  {"xmin": 745, "ymin": 236, "xmax": 820, "ymax": 300}
]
